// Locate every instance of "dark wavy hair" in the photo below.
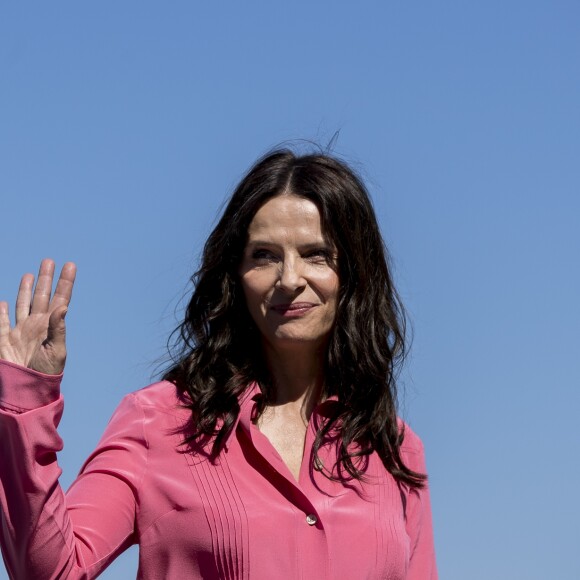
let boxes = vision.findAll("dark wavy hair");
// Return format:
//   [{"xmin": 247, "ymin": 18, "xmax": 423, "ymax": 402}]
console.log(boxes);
[{"xmin": 164, "ymin": 148, "xmax": 426, "ymax": 488}]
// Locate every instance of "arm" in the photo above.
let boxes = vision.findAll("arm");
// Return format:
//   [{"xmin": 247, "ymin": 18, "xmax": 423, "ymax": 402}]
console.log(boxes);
[
  {"xmin": 0, "ymin": 360, "xmax": 147, "ymax": 579},
  {"xmin": 401, "ymin": 427, "xmax": 438, "ymax": 580},
  {"xmin": 0, "ymin": 261, "xmax": 146, "ymax": 578}
]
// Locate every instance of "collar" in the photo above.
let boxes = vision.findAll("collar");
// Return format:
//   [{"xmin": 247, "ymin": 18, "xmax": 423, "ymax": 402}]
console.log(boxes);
[
  {"xmin": 222, "ymin": 382, "xmax": 263, "ymax": 451},
  {"xmin": 222, "ymin": 384, "xmax": 342, "ymax": 451}
]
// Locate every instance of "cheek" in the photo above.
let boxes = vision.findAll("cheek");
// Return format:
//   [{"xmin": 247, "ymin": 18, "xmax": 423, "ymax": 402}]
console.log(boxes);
[
  {"xmin": 240, "ymin": 274, "xmax": 268, "ymax": 314},
  {"xmin": 323, "ymin": 277, "xmax": 340, "ymax": 323},
  {"xmin": 316, "ymin": 271, "xmax": 340, "ymax": 303}
]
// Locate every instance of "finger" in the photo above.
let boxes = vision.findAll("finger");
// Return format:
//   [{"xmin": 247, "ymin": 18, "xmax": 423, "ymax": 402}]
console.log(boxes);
[
  {"xmin": 30, "ymin": 259, "xmax": 55, "ymax": 314},
  {"xmin": 49, "ymin": 262, "xmax": 77, "ymax": 310},
  {"xmin": 15, "ymin": 273, "xmax": 35, "ymax": 324},
  {"xmin": 46, "ymin": 305, "xmax": 68, "ymax": 354},
  {"xmin": 0, "ymin": 301, "xmax": 10, "ymax": 339}
]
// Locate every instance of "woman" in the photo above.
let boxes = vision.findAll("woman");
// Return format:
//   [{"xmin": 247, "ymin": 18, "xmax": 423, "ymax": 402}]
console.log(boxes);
[{"xmin": 0, "ymin": 149, "xmax": 437, "ymax": 579}]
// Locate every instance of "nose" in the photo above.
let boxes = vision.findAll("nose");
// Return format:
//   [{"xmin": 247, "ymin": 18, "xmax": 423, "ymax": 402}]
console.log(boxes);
[{"xmin": 276, "ymin": 258, "xmax": 306, "ymax": 293}]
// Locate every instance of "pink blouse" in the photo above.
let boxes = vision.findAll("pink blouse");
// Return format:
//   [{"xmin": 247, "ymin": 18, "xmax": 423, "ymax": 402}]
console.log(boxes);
[{"xmin": 0, "ymin": 360, "xmax": 437, "ymax": 579}]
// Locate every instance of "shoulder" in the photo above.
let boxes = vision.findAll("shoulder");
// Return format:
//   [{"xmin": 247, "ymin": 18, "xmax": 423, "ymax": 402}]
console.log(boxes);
[
  {"xmin": 97, "ymin": 380, "xmax": 188, "ymax": 453},
  {"xmin": 397, "ymin": 419, "xmax": 427, "ymax": 473},
  {"xmin": 398, "ymin": 420, "xmax": 424, "ymax": 453},
  {"xmin": 130, "ymin": 380, "xmax": 183, "ymax": 410},
  {"xmin": 108, "ymin": 380, "xmax": 188, "ymax": 429}
]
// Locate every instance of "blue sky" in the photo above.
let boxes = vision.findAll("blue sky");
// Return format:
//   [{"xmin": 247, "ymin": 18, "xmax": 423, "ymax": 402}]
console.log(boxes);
[{"xmin": 1, "ymin": 2, "xmax": 579, "ymax": 578}]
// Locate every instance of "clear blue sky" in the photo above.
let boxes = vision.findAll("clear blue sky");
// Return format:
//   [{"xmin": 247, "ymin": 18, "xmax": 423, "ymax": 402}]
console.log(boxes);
[{"xmin": 1, "ymin": 2, "xmax": 579, "ymax": 578}]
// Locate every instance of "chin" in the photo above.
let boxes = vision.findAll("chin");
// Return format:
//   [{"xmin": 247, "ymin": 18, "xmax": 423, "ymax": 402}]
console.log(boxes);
[{"xmin": 267, "ymin": 331, "xmax": 330, "ymax": 350}]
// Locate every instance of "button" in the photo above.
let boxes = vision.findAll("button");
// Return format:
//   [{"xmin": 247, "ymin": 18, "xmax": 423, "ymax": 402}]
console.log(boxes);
[
  {"xmin": 306, "ymin": 514, "xmax": 318, "ymax": 526},
  {"xmin": 313, "ymin": 457, "xmax": 324, "ymax": 472}
]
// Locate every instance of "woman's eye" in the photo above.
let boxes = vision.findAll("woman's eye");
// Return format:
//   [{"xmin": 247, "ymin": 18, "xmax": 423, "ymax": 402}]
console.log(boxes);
[
  {"xmin": 251, "ymin": 250, "xmax": 278, "ymax": 262},
  {"xmin": 304, "ymin": 249, "xmax": 333, "ymax": 263}
]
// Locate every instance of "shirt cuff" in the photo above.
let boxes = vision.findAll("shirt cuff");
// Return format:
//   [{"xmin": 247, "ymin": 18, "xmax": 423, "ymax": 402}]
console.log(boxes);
[{"xmin": 0, "ymin": 359, "xmax": 62, "ymax": 413}]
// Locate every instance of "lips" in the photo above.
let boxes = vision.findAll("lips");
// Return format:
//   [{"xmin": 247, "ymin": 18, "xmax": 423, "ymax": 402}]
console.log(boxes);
[{"xmin": 270, "ymin": 302, "xmax": 318, "ymax": 316}]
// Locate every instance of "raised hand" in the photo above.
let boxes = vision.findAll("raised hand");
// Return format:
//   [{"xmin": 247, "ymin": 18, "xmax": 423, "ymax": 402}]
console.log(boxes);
[{"xmin": 0, "ymin": 260, "xmax": 76, "ymax": 375}]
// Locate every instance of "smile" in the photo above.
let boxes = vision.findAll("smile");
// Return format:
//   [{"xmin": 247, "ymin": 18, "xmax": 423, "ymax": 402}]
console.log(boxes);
[{"xmin": 270, "ymin": 302, "xmax": 318, "ymax": 317}]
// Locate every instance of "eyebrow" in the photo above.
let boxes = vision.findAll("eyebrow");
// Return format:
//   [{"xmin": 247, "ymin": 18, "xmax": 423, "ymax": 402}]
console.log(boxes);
[{"xmin": 245, "ymin": 240, "xmax": 334, "ymax": 251}]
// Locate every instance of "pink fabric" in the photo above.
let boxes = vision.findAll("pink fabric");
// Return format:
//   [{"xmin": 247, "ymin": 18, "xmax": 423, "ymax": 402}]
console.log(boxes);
[{"xmin": 0, "ymin": 359, "xmax": 437, "ymax": 579}]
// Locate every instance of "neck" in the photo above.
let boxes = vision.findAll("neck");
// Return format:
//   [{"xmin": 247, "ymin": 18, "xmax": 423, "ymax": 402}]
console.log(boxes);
[{"xmin": 261, "ymin": 342, "xmax": 326, "ymax": 418}]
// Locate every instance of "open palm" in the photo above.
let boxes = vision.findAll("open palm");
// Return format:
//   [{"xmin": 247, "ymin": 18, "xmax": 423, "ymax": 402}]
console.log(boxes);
[{"xmin": 0, "ymin": 260, "xmax": 76, "ymax": 375}]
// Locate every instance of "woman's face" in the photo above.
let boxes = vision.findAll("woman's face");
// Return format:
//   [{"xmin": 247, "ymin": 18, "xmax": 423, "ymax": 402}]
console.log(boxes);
[{"xmin": 239, "ymin": 194, "xmax": 339, "ymax": 352}]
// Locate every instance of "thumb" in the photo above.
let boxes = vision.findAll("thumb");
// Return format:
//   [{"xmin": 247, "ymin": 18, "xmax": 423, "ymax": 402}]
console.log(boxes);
[{"xmin": 46, "ymin": 306, "xmax": 68, "ymax": 348}]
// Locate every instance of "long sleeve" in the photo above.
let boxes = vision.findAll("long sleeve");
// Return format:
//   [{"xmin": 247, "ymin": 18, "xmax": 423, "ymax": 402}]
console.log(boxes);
[
  {"xmin": 0, "ymin": 360, "xmax": 148, "ymax": 579},
  {"xmin": 401, "ymin": 427, "xmax": 438, "ymax": 580},
  {"xmin": 0, "ymin": 357, "xmax": 438, "ymax": 579}
]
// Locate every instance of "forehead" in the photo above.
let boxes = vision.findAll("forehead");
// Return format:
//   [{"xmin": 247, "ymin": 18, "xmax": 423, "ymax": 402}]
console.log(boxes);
[{"xmin": 246, "ymin": 195, "xmax": 327, "ymax": 242}]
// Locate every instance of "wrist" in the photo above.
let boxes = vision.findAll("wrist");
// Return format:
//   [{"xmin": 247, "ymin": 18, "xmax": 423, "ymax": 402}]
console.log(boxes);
[{"xmin": 0, "ymin": 359, "xmax": 62, "ymax": 412}]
